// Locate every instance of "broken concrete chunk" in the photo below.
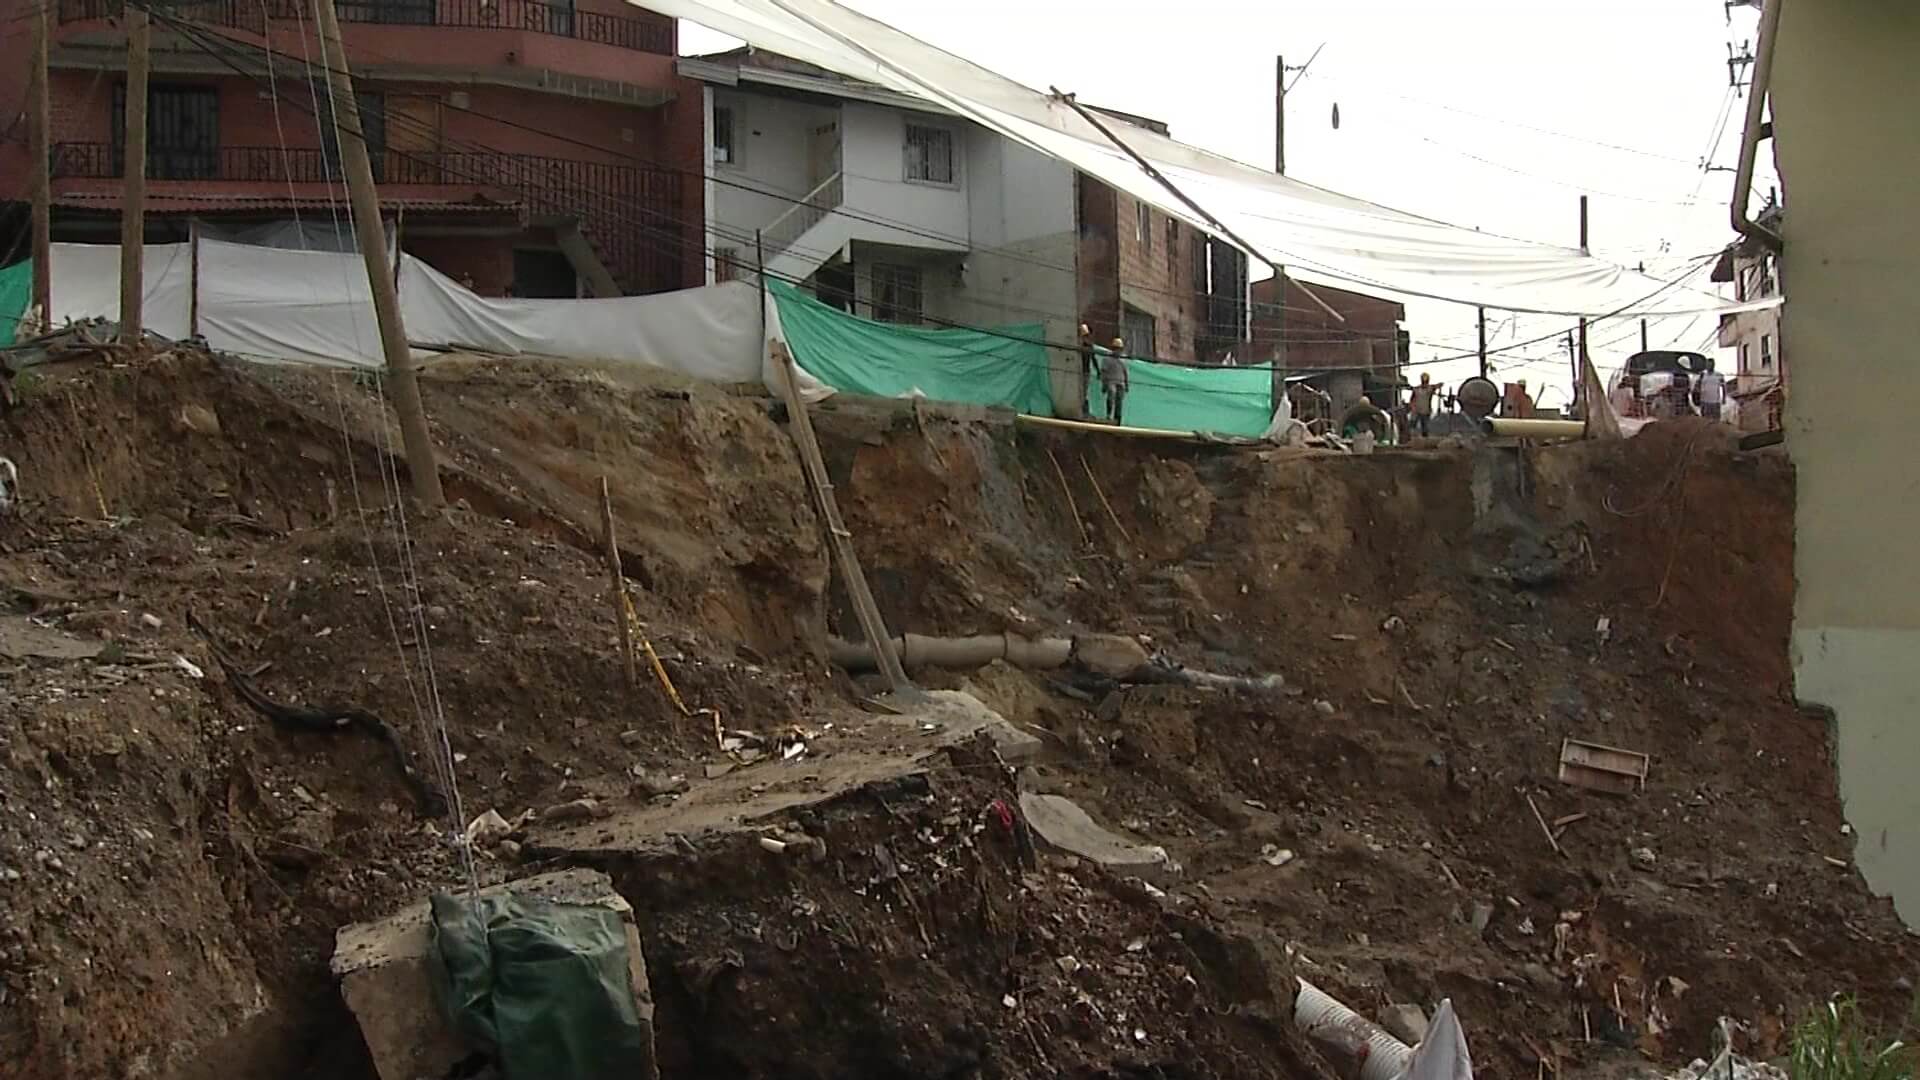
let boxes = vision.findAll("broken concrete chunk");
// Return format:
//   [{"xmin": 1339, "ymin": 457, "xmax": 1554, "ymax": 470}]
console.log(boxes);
[
  {"xmin": 1378, "ymin": 1003, "xmax": 1431, "ymax": 1046},
  {"xmin": 1018, "ymin": 791, "xmax": 1169, "ymax": 876},
  {"xmin": 332, "ymin": 869, "xmax": 657, "ymax": 1080},
  {"xmin": 540, "ymin": 798, "xmax": 608, "ymax": 825}
]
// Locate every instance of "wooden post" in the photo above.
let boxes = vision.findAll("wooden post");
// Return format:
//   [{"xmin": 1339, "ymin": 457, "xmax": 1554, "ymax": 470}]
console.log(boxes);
[
  {"xmin": 1575, "ymin": 196, "xmax": 1590, "ymax": 412},
  {"xmin": 1476, "ymin": 306, "xmax": 1488, "ymax": 379},
  {"xmin": 28, "ymin": 0, "xmax": 51, "ymax": 325},
  {"xmin": 188, "ymin": 219, "xmax": 201, "ymax": 337},
  {"xmin": 769, "ymin": 339, "xmax": 911, "ymax": 694},
  {"xmin": 312, "ymin": 0, "xmax": 444, "ymax": 507},
  {"xmin": 119, "ymin": 4, "xmax": 151, "ymax": 344},
  {"xmin": 600, "ymin": 476, "xmax": 638, "ymax": 691}
]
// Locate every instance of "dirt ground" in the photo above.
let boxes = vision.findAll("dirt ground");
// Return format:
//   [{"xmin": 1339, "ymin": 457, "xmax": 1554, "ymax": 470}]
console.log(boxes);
[{"xmin": 0, "ymin": 350, "xmax": 1907, "ymax": 1080}]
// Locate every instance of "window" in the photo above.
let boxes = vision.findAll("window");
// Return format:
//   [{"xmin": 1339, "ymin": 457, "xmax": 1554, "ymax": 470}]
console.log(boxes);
[
  {"xmin": 1740, "ymin": 342, "xmax": 1752, "ymax": 373},
  {"xmin": 713, "ymin": 247, "xmax": 740, "ymax": 283},
  {"xmin": 904, "ymin": 124, "xmax": 955, "ymax": 185},
  {"xmin": 317, "ymin": 91, "xmax": 387, "ymax": 181},
  {"xmin": 713, "ymin": 104, "xmax": 738, "ymax": 166},
  {"xmin": 113, "ymin": 83, "xmax": 219, "ymax": 180},
  {"xmin": 1121, "ymin": 305, "xmax": 1157, "ymax": 359},
  {"xmin": 337, "ymin": 0, "xmax": 435, "ymax": 24},
  {"xmin": 1165, "ymin": 216, "xmax": 1178, "ymax": 261},
  {"xmin": 871, "ymin": 262, "xmax": 924, "ymax": 324},
  {"xmin": 1136, "ymin": 200, "xmax": 1152, "ymax": 253},
  {"xmin": 1760, "ymin": 334, "xmax": 1773, "ymax": 370}
]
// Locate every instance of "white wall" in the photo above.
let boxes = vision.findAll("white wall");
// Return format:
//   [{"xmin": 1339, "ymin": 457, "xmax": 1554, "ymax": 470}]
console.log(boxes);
[
  {"xmin": 709, "ymin": 88, "xmax": 841, "ymax": 246},
  {"xmin": 1774, "ymin": 0, "xmax": 1920, "ymax": 926},
  {"xmin": 839, "ymin": 102, "xmax": 971, "ymax": 246}
]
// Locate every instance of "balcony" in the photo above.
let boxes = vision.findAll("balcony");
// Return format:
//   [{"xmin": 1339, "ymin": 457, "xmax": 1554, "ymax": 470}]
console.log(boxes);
[
  {"xmin": 56, "ymin": 0, "xmax": 672, "ymax": 55},
  {"xmin": 52, "ymin": 142, "xmax": 687, "ymax": 291}
]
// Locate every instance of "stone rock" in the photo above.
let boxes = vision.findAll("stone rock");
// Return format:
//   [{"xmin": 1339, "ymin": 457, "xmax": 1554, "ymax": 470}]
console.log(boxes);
[
  {"xmin": 1072, "ymin": 635, "xmax": 1151, "ymax": 680},
  {"xmin": 540, "ymin": 798, "xmax": 607, "ymax": 825},
  {"xmin": 1378, "ymin": 1003, "xmax": 1430, "ymax": 1045},
  {"xmin": 332, "ymin": 869, "xmax": 657, "ymax": 1080}
]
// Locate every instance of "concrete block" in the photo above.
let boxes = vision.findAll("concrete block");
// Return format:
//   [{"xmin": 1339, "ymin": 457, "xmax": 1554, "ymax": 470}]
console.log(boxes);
[
  {"xmin": 331, "ymin": 868, "xmax": 657, "ymax": 1080},
  {"xmin": 1378, "ymin": 1003, "xmax": 1431, "ymax": 1046},
  {"xmin": 1018, "ymin": 791, "xmax": 1170, "ymax": 875}
]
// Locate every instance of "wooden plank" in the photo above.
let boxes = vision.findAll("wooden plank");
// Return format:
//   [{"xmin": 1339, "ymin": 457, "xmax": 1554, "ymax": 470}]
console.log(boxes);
[
  {"xmin": 1558, "ymin": 738, "xmax": 1650, "ymax": 795},
  {"xmin": 770, "ymin": 341, "xmax": 910, "ymax": 694}
]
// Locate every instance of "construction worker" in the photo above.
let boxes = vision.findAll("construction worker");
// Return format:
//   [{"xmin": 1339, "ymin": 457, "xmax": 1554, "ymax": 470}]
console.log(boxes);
[
  {"xmin": 1410, "ymin": 372, "xmax": 1439, "ymax": 437},
  {"xmin": 1100, "ymin": 337, "xmax": 1130, "ymax": 425}
]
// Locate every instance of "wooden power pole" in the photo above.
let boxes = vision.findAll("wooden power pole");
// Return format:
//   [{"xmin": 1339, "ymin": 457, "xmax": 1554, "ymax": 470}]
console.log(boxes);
[
  {"xmin": 28, "ymin": 0, "xmax": 51, "ymax": 325},
  {"xmin": 1275, "ymin": 54, "xmax": 1286, "ymax": 176},
  {"xmin": 1476, "ymin": 306, "xmax": 1488, "ymax": 379},
  {"xmin": 1575, "ymin": 195, "xmax": 1590, "ymax": 412},
  {"xmin": 119, "ymin": 4, "xmax": 150, "ymax": 343},
  {"xmin": 312, "ymin": 0, "xmax": 444, "ymax": 507}
]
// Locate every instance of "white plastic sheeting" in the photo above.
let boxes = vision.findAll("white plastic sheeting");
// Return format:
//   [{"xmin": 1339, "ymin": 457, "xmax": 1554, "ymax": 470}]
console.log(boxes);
[
  {"xmin": 400, "ymin": 256, "xmax": 765, "ymax": 383},
  {"xmin": 637, "ymin": 0, "xmax": 1732, "ymax": 317},
  {"xmin": 37, "ymin": 240, "xmax": 825, "ymax": 396},
  {"xmin": 197, "ymin": 238, "xmax": 387, "ymax": 368},
  {"xmin": 48, "ymin": 242, "xmax": 193, "ymax": 340}
]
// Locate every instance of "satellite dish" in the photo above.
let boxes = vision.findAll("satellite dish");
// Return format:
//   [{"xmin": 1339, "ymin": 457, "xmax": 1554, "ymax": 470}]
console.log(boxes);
[{"xmin": 1331, "ymin": 102, "xmax": 1341, "ymax": 129}]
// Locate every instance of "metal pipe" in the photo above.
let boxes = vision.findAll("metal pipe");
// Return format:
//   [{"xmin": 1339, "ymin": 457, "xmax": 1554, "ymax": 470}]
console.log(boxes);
[{"xmin": 1732, "ymin": 0, "xmax": 1784, "ymax": 251}]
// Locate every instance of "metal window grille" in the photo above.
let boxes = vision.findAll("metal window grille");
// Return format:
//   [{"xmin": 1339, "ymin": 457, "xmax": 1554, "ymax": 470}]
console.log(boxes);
[
  {"xmin": 713, "ymin": 106, "xmax": 736, "ymax": 166},
  {"xmin": 904, "ymin": 124, "xmax": 955, "ymax": 184},
  {"xmin": 112, "ymin": 83, "xmax": 220, "ymax": 180},
  {"xmin": 871, "ymin": 262, "xmax": 924, "ymax": 323}
]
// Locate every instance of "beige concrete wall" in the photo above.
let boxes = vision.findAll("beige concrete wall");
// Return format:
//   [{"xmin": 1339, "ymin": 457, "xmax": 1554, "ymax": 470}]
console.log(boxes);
[{"xmin": 1772, "ymin": 0, "xmax": 1920, "ymax": 925}]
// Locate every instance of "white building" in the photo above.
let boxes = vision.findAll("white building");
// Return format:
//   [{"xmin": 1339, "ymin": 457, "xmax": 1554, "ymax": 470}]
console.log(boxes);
[{"xmin": 678, "ymin": 49, "xmax": 1251, "ymax": 414}]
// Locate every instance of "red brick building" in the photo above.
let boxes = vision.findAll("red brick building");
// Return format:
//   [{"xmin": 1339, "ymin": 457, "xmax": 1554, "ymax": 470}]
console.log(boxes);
[
  {"xmin": 1250, "ymin": 274, "xmax": 1407, "ymax": 418},
  {"xmin": 1, "ymin": 0, "xmax": 704, "ymax": 297},
  {"xmin": 1073, "ymin": 109, "xmax": 1249, "ymax": 365}
]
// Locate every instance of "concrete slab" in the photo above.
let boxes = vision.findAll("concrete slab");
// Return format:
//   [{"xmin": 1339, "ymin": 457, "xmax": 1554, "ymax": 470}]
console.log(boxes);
[
  {"xmin": 331, "ymin": 869, "xmax": 656, "ymax": 1080},
  {"xmin": 536, "ymin": 693, "xmax": 1027, "ymax": 856},
  {"xmin": 1018, "ymin": 791, "xmax": 1171, "ymax": 875}
]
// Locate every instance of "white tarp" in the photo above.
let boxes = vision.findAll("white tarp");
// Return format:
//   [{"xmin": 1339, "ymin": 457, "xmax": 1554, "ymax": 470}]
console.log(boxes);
[
  {"xmin": 39, "ymin": 240, "xmax": 819, "ymax": 395},
  {"xmin": 399, "ymin": 256, "xmax": 765, "ymax": 383},
  {"xmin": 637, "ymin": 0, "xmax": 1734, "ymax": 318},
  {"xmin": 48, "ymin": 242, "xmax": 193, "ymax": 340},
  {"xmin": 197, "ymin": 238, "xmax": 386, "ymax": 368}
]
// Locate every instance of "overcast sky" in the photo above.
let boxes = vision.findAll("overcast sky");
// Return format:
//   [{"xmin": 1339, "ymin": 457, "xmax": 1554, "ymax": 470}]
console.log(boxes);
[{"xmin": 682, "ymin": 0, "xmax": 1772, "ymax": 402}]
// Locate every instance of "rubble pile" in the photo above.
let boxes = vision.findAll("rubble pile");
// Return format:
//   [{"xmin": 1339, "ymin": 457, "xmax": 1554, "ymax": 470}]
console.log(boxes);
[{"xmin": 0, "ymin": 352, "xmax": 1905, "ymax": 1079}]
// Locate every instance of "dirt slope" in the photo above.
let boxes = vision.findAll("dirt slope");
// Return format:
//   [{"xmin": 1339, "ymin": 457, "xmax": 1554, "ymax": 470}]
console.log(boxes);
[{"xmin": 0, "ymin": 352, "xmax": 1905, "ymax": 1080}]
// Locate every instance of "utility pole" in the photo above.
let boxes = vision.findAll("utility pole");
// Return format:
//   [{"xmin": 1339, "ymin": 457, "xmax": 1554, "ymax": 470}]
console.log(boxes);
[
  {"xmin": 313, "ymin": 0, "xmax": 444, "ymax": 507},
  {"xmin": 1272, "ymin": 55, "xmax": 1289, "ymax": 392},
  {"xmin": 1476, "ymin": 306, "xmax": 1488, "ymax": 379},
  {"xmin": 1575, "ymin": 195, "xmax": 1590, "ymax": 412},
  {"xmin": 1640, "ymin": 318, "xmax": 1649, "ymax": 353},
  {"xmin": 1274, "ymin": 54, "xmax": 1286, "ymax": 176},
  {"xmin": 119, "ymin": 4, "xmax": 151, "ymax": 343},
  {"xmin": 28, "ymin": 0, "xmax": 51, "ymax": 326}
]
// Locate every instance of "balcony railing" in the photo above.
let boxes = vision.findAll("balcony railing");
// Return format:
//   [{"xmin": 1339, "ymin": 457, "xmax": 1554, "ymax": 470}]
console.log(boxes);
[
  {"xmin": 58, "ymin": 0, "xmax": 266, "ymax": 33},
  {"xmin": 51, "ymin": 142, "xmax": 686, "ymax": 291},
  {"xmin": 58, "ymin": 0, "xmax": 670, "ymax": 54}
]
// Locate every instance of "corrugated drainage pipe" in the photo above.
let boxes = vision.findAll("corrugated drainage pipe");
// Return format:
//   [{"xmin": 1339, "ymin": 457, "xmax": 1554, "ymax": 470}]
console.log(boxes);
[{"xmin": 1294, "ymin": 978, "xmax": 1414, "ymax": 1080}]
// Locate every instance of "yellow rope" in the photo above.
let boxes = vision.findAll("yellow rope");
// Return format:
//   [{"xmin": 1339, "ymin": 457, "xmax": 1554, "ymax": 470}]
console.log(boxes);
[{"xmin": 621, "ymin": 587, "xmax": 691, "ymax": 717}]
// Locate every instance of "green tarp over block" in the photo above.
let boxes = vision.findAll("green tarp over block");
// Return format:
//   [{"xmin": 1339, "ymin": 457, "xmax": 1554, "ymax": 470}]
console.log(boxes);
[
  {"xmin": 429, "ymin": 891, "xmax": 652, "ymax": 1080},
  {"xmin": 770, "ymin": 280, "xmax": 1054, "ymax": 416},
  {"xmin": 0, "ymin": 260, "xmax": 30, "ymax": 346},
  {"xmin": 1089, "ymin": 356, "xmax": 1277, "ymax": 437}
]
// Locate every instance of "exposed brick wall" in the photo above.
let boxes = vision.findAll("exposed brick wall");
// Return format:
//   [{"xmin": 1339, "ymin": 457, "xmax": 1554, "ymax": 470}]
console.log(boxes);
[
  {"xmin": 1250, "ymin": 276, "xmax": 1405, "ymax": 371},
  {"xmin": 403, "ymin": 233, "xmax": 519, "ymax": 296},
  {"xmin": 1111, "ymin": 189, "xmax": 1204, "ymax": 362},
  {"xmin": 1075, "ymin": 172, "xmax": 1119, "ymax": 343},
  {"xmin": 7, "ymin": 16, "xmax": 700, "ymax": 290}
]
